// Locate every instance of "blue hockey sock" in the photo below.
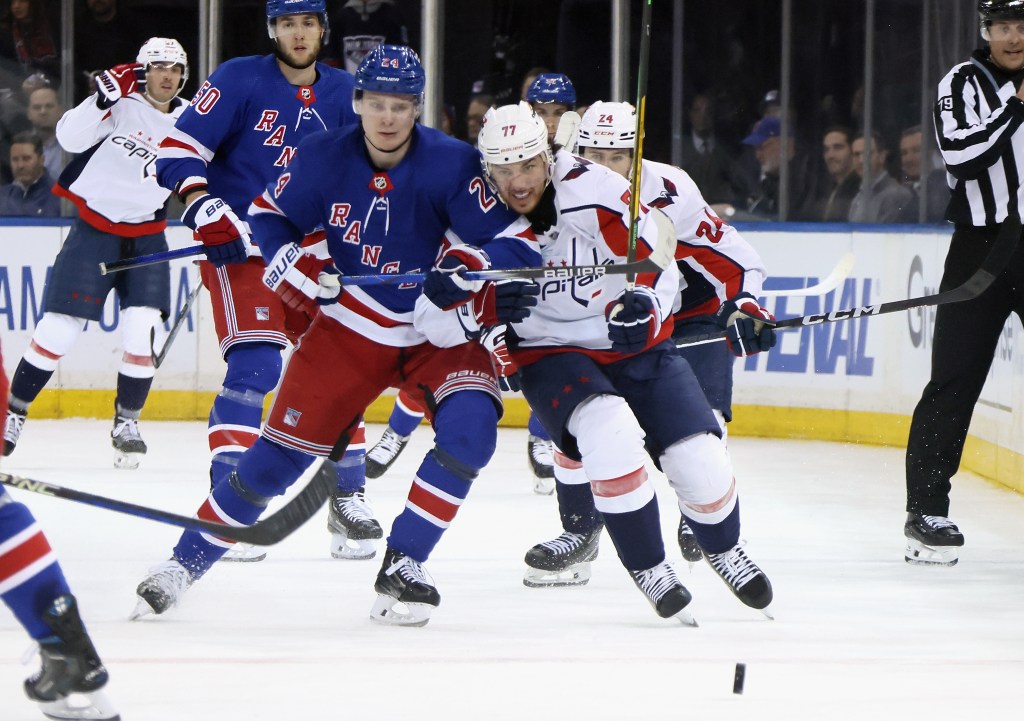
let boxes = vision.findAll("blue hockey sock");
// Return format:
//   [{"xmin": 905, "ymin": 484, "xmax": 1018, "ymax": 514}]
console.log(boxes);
[
  {"xmin": 600, "ymin": 495, "xmax": 665, "ymax": 571},
  {"xmin": 527, "ymin": 411, "xmax": 550, "ymax": 440},
  {"xmin": 685, "ymin": 500, "xmax": 741, "ymax": 555},
  {"xmin": 0, "ymin": 497, "xmax": 71, "ymax": 639},
  {"xmin": 115, "ymin": 373, "xmax": 153, "ymax": 416},
  {"xmin": 335, "ymin": 448, "xmax": 366, "ymax": 494},
  {"xmin": 388, "ymin": 395, "xmax": 424, "ymax": 437},
  {"xmin": 8, "ymin": 358, "xmax": 53, "ymax": 410}
]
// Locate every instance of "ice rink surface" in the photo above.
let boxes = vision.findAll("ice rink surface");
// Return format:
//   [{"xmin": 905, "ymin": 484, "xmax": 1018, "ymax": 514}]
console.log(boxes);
[{"xmin": 2, "ymin": 419, "xmax": 1023, "ymax": 720}]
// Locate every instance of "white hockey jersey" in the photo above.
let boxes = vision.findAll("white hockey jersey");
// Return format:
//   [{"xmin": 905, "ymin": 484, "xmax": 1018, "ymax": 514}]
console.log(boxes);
[
  {"xmin": 53, "ymin": 93, "xmax": 185, "ymax": 237},
  {"xmin": 639, "ymin": 159, "xmax": 767, "ymax": 319}
]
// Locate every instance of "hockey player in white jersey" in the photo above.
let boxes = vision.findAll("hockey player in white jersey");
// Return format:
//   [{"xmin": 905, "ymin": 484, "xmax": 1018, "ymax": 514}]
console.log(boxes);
[
  {"xmin": 3, "ymin": 37, "xmax": 188, "ymax": 470},
  {"xmin": 519, "ymin": 101, "xmax": 777, "ymax": 616}
]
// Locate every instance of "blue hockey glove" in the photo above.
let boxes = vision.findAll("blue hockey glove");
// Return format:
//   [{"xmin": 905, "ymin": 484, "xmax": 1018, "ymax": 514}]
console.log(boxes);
[
  {"xmin": 473, "ymin": 280, "xmax": 539, "ymax": 326},
  {"xmin": 714, "ymin": 293, "xmax": 776, "ymax": 357},
  {"xmin": 604, "ymin": 287, "xmax": 662, "ymax": 354},
  {"xmin": 424, "ymin": 245, "xmax": 490, "ymax": 310},
  {"xmin": 182, "ymin": 195, "xmax": 251, "ymax": 267},
  {"xmin": 480, "ymin": 325, "xmax": 520, "ymax": 392}
]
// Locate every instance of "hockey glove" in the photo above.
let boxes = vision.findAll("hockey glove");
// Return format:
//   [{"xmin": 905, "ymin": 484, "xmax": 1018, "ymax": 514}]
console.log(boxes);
[
  {"xmin": 605, "ymin": 287, "xmax": 662, "ymax": 355},
  {"xmin": 263, "ymin": 244, "xmax": 342, "ymax": 318},
  {"xmin": 423, "ymin": 245, "xmax": 491, "ymax": 310},
  {"xmin": 182, "ymin": 195, "xmax": 252, "ymax": 267},
  {"xmin": 480, "ymin": 325, "xmax": 520, "ymax": 392},
  {"xmin": 95, "ymin": 63, "xmax": 143, "ymax": 109},
  {"xmin": 473, "ymin": 279, "xmax": 540, "ymax": 326},
  {"xmin": 714, "ymin": 292, "xmax": 776, "ymax": 357}
]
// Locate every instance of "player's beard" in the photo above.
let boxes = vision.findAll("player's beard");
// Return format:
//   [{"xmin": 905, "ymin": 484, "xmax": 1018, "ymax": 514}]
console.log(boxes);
[{"xmin": 274, "ymin": 38, "xmax": 321, "ymax": 71}]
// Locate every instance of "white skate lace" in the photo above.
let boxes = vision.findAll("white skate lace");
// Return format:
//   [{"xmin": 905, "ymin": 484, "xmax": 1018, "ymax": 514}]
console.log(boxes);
[
  {"xmin": 112, "ymin": 416, "xmax": 142, "ymax": 442},
  {"xmin": 529, "ymin": 435, "xmax": 554, "ymax": 466},
  {"xmin": 538, "ymin": 531, "xmax": 587, "ymax": 556},
  {"xmin": 921, "ymin": 515, "xmax": 958, "ymax": 531},
  {"xmin": 368, "ymin": 427, "xmax": 409, "ymax": 464},
  {"xmin": 707, "ymin": 545, "xmax": 760, "ymax": 589},
  {"xmin": 3, "ymin": 408, "xmax": 26, "ymax": 444},
  {"xmin": 387, "ymin": 555, "xmax": 434, "ymax": 587},
  {"xmin": 632, "ymin": 562, "xmax": 681, "ymax": 603},
  {"xmin": 143, "ymin": 559, "xmax": 192, "ymax": 598},
  {"xmin": 334, "ymin": 492, "xmax": 376, "ymax": 523}
]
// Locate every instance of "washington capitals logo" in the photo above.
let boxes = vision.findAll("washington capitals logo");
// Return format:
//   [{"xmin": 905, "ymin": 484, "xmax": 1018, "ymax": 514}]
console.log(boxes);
[
  {"xmin": 296, "ymin": 85, "xmax": 316, "ymax": 109},
  {"xmin": 561, "ymin": 157, "xmax": 592, "ymax": 182},
  {"xmin": 649, "ymin": 177, "xmax": 679, "ymax": 209}
]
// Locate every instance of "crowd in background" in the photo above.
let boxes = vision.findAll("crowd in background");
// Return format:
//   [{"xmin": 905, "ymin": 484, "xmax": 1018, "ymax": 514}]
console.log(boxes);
[{"xmin": 0, "ymin": 0, "xmax": 960, "ymax": 224}]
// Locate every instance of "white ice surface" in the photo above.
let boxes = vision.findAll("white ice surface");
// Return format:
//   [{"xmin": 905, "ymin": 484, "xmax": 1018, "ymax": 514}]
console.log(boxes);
[{"xmin": 2, "ymin": 420, "xmax": 1023, "ymax": 720}]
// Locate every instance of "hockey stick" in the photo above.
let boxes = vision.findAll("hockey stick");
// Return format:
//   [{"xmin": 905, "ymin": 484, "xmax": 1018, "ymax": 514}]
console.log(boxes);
[
  {"xmin": 151, "ymin": 281, "xmax": 203, "ymax": 368},
  {"xmin": 675, "ymin": 218, "xmax": 1020, "ymax": 347},
  {"xmin": 760, "ymin": 252, "xmax": 855, "ymax": 298},
  {"xmin": 624, "ymin": 0, "xmax": 654, "ymax": 294},
  {"xmin": 0, "ymin": 415, "xmax": 360, "ymax": 544},
  {"xmin": 99, "ymin": 245, "xmax": 203, "ymax": 274}
]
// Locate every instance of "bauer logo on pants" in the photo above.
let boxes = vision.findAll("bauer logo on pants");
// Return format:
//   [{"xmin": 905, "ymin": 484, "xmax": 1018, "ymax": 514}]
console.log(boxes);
[{"xmin": 283, "ymin": 408, "xmax": 302, "ymax": 427}]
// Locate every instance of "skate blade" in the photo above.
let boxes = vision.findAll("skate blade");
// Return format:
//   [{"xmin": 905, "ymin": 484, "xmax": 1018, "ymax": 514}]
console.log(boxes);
[
  {"xmin": 329, "ymin": 533, "xmax": 378, "ymax": 560},
  {"xmin": 38, "ymin": 688, "xmax": 120, "ymax": 721},
  {"xmin": 523, "ymin": 562, "xmax": 592, "ymax": 588},
  {"xmin": 904, "ymin": 539, "xmax": 959, "ymax": 566},
  {"xmin": 760, "ymin": 603, "xmax": 775, "ymax": 621},
  {"xmin": 532, "ymin": 476, "xmax": 555, "ymax": 495},
  {"xmin": 369, "ymin": 594, "xmax": 433, "ymax": 627},
  {"xmin": 128, "ymin": 596, "xmax": 156, "ymax": 621},
  {"xmin": 672, "ymin": 609, "xmax": 699, "ymax": 627},
  {"xmin": 113, "ymin": 451, "xmax": 143, "ymax": 470},
  {"xmin": 220, "ymin": 544, "xmax": 267, "ymax": 563}
]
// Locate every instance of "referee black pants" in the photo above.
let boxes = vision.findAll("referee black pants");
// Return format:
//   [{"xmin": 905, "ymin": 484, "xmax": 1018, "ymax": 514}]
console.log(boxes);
[{"xmin": 906, "ymin": 223, "xmax": 1024, "ymax": 516}]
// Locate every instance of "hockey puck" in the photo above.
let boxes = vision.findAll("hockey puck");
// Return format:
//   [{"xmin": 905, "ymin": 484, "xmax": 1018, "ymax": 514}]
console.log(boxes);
[{"xmin": 732, "ymin": 663, "xmax": 746, "ymax": 694}]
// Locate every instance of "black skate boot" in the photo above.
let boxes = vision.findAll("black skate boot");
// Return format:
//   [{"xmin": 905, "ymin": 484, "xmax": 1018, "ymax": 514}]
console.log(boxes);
[
  {"xmin": 3, "ymin": 405, "xmax": 27, "ymax": 457},
  {"xmin": 704, "ymin": 543, "xmax": 774, "ymax": 616},
  {"xmin": 629, "ymin": 562, "xmax": 696, "ymax": 625},
  {"xmin": 904, "ymin": 513, "xmax": 964, "ymax": 566},
  {"xmin": 527, "ymin": 434, "xmax": 555, "ymax": 494},
  {"xmin": 365, "ymin": 427, "xmax": 410, "ymax": 479},
  {"xmin": 327, "ymin": 488, "xmax": 383, "ymax": 559},
  {"xmin": 25, "ymin": 594, "xmax": 120, "ymax": 720},
  {"xmin": 677, "ymin": 517, "xmax": 703, "ymax": 563},
  {"xmin": 371, "ymin": 547, "xmax": 440, "ymax": 626},
  {"xmin": 523, "ymin": 527, "xmax": 601, "ymax": 587},
  {"xmin": 111, "ymin": 415, "xmax": 147, "ymax": 470}
]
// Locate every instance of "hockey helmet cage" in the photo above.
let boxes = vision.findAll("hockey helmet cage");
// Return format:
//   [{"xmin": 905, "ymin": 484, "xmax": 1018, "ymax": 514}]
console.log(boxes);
[
  {"xmin": 266, "ymin": 0, "xmax": 329, "ymax": 42},
  {"xmin": 136, "ymin": 37, "xmax": 189, "ymax": 91},
  {"xmin": 526, "ymin": 73, "xmax": 577, "ymax": 107},
  {"xmin": 979, "ymin": 0, "xmax": 1024, "ymax": 39},
  {"xmin": 577, "ymin": 101, "xmax": 637, "ymax": 149},
  {"xmin": 353, "ymin": 44, "xmax": 425, "ymax": 101}
]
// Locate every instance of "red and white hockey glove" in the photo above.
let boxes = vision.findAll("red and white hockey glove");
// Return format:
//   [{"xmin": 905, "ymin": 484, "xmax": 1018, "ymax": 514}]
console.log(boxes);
[
  {"xmin": 95, "ymin": 63, "xmax": 143, "ymax": 109},
  {"xmin": 714, "ymin": 292, "xmax": 776, "ymax": 357},
  {"xmin": 182, "ymin": 195, "xmax": 252, "ymax": 267},
  {"xmin": 263, "ymin": 244, "xmax": 342, "ymax": 318},
  {"xmin": 605, "ymin": 287, "xmax": 662, "ymax": 354},
  {"xmin": 423, "ymin": 245, "xmax": 490, "ymax": 310},
  {"xmin": 480, "ymin": 325, "xmax": 520, "ymax": 392},
  {"xmin": 472, "ymin": 279, "xmax": 539, "ymax": 326}
]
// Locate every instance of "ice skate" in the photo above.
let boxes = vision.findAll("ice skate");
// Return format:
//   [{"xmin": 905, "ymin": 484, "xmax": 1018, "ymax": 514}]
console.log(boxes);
[
  {"xmin": 3, "ymin": 406, "xmax": 27, "ymax": 457},
  {"xmin": 629, "ymin": 561, "xmax": 697, "ymax": 626},
  {"xmin": 327, "ymin": 488, "xmax": 383, "ymax": 559},
  {"xmin": 130, "ymin": 558, "xmax": 194, "ymax": 620},
  {"xmin": 704, "ymin": 542, "xmax": 774, "ymax": 617},
  {"xmin": 370, "ymin": 547, "xmax": 440, "ymax": 627},
  {"xmin": 365, "ymin": 427, "xmax": 410, "ymax": 479},
  {"xmin": 677, "ymin": 517, "xmax": 703, "ymax": 564},
  {"xmin": 220, "ymin": 543, "xmax": 267, "ymax": 563},
  {"xmin": 110, "ymin": 415, "xmax": 146, "ymax": 470},
  {"xmin": 523, "ymin": 528, "xmax": 601, "ymax": 587},
  {"xmin": 527, "ymin": 434, "xmax": 555, "ymax": 495},
  {"xmin": 24, "ymin": 594, "xmax": 120, "ymax": 721},
  {"xmin": 904, "ymin": 513, "xmax": 964, "ymax": 566}
]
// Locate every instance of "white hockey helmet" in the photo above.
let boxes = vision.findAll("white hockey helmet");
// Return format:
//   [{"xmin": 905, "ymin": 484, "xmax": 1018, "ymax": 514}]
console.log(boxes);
[
  {"xmin": 577, "ymin": 101, "xmax": 637, "ymax": 149},
  {"xmin": 478, "ymin": 101, "xmax": 551, "ymax": 165},
  {"xmin": 136, "ymin": 37, "xmax": 189, "ymax": 92}
]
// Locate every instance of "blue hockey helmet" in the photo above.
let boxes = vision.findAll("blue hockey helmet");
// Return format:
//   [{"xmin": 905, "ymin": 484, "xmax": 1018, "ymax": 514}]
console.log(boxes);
[
  {"xmin": 526, "ymin": 73, "xmax": 577, "ymax": 107},
  {"xmin": 354, "ymin": 44, "xmax": 425, "ymax": 99},
  {"xmin": 266, "ymin": 0, "xmax": 329, "ymax": 41}
]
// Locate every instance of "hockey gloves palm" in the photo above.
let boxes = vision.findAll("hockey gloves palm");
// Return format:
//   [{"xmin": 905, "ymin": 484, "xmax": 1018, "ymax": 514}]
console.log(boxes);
[
  {"xmin": 473, "ymin": 280, "xmax": 539, "ymax": 326},
  {"xmin": 263, "ymin": 244, "xmax": 342, "ymax": 319},
  {"xmin": 481, "ymin": 325, "xmax": 520, "ymax": 392},
  {"xmin": 715, "ymin": 293, "xmax": 776, "ymax": 357},
  {"xmin": 95, "ymin": 63, "xmax": 143, "ymax": 108},
  {"xmin": 424, "ymin": 246, "xmax": 490, "ymax": 310},
  {"xmin": 182, "ymin": 195, "xmax": 251, "ymax": 267},
  {"xmin": 605, "ymin": 287, "xmax": 662, "ymax": 354}
]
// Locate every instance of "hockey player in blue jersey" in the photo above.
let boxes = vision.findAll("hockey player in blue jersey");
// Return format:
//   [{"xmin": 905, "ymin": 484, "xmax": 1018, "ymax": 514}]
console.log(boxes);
[
  {"xmin": 132, "ymin": 44, "xmax": 540, "ymax": 627},
  {"xmin": 153, "ymin": 0, "xmax": 362, "ymax": 562},
  {"xmin": 1, "ymin": 346, "xmax": 119, "ymax": 721}
]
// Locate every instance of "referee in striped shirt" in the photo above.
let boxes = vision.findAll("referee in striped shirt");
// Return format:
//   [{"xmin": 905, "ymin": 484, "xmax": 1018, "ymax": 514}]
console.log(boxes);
[{"xmin": 904, "ymin": 0, "xmax": 1024, "ymax": 567}]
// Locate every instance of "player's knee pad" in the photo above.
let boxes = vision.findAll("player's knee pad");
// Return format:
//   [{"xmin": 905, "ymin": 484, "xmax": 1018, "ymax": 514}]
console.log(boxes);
[
  {"xmin": 432, "ymin": 390, "xmax": 498, "ymax": 475},
  {"xmin": 234, "ymin": 437, "xmax": 314, "ymax": 499},
  {"xmin": 223, "ymin": 343, "xmax": 282, "ymax": 396},
  {"xmin": 660, "ymin": 432, "xmax": 737, "ymax": 524},
  {"xmin": 120, "ymin": 306, "xmax": 162, "ymax": 357},
  {"xmin": 554, "ymin": 450, "xmax": 588, "ymax": 485},
  {"xmin": 567, "ymin": 394, "xmax": 647, "ymax": 482},
  {"xmin": 27, "ymin": 313, "xmax": 84, "ymax": 368}
]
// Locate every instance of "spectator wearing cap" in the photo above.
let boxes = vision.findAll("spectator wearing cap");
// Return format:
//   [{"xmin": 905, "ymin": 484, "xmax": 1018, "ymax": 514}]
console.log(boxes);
[
  {"xmin": 848, "ymin": 131, "xmax": 916, "ymax": 224},
  {"xmin": 732, "ymin": 115, "xmax": 812, "ymax": 221}
]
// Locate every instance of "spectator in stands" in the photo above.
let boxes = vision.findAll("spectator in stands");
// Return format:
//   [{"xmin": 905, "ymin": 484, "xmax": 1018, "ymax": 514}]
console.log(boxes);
[
  {"xmin": 0, "ymin": 0, "xmax": 58, "ymax": 81},
  {"xmin": 74, "ymin": 0, "xmax": 144, "ymax": 102},
  {"xmin": 679, "ymin": 92, "xmax": 741, "ymax": 214},
  {"xmin": 802, "ymin": 125, "xmax": 860, "ymax": 222},
  {"xmin": 26, "ymin": 83, "xmax": 59, "ymax": 178},
  {"xmin": 0, "ymin": 130, "xmax": 58, "ymax": 216},
  {"xmin": 848, "ymin": 131, "xmax": 916, "ymax": 224},
  {"xmin": 733, "ymin": 115, "xmax": 810, "ymax": 221},
  {"xmin": 464, "ymin": 91, "xmax": 493, "ymax": 144},
  {"xmin": 899, "ymin": 125, "xmax": 948, "ymax": 223}
]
